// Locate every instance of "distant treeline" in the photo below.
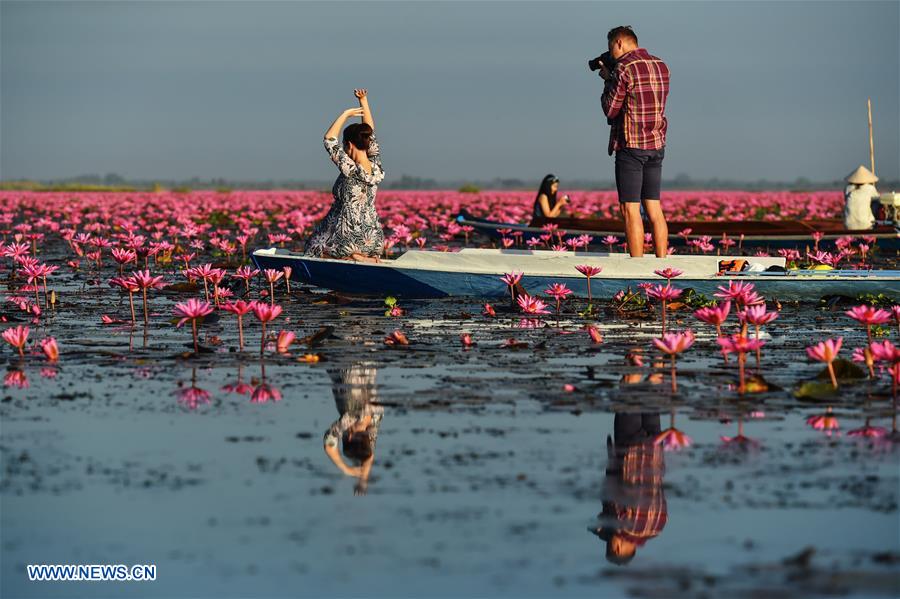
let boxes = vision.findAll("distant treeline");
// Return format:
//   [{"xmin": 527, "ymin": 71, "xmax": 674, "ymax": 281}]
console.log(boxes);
[{"xmin": 1, "ymin": 172, "xmax": 896, "ymax": 193}]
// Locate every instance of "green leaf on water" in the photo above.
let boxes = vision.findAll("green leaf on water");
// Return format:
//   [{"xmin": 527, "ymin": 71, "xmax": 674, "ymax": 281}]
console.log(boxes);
[
  {"xmin": 815, "ymin": 358, "xmax": 865, "ymax": 381},
  {"xmin": 384, "ymin": 296, "xmax": 397, "ymax": 307},
  {"xmin": 793, "ymin": 381, "xmax": 839, "ymax": 400}
]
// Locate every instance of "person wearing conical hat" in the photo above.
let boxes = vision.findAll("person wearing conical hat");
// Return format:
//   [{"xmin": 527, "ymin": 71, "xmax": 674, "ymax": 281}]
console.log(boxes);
[{"xmin": 843, "ymin": 165, "xmax": 878, "ymax": 230}]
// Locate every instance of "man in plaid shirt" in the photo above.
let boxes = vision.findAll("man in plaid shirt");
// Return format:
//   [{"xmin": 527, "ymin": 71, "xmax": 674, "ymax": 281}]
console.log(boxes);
[{"xmin": 599, "ymin": 26, "xmax": 670, "ymax": 258}]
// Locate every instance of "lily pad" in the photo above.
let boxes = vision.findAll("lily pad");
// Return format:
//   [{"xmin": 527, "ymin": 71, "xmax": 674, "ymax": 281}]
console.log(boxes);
[
  {"xmin": 165, "ymin": 282, "xmax": 201, "ymax": 293},
  {"xmin": 744, "ymin": 374, "xmax": 780, "ymax": 394},
  {"xmin": 299, "ymin": 326, "xmax": 335, "ymax": 348},
  {"xmin": 794, "ymin": 380, "xmax": 840, "ymax": 401},
  {"xmin": 815, "ymin": 358, "xmax": 865, "ymax": 381}
]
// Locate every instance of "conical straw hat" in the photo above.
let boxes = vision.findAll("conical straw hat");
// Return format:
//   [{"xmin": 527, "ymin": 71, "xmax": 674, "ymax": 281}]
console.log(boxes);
[{"xmin": 846, "ymin": 165, "xmax": 878, "ymax": 184}]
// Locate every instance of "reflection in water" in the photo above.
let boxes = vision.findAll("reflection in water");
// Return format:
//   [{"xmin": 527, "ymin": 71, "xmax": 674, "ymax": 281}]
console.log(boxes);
[
  {"xmin": 806, "ymin": 407, "xmax": 840, "ymax": 436},
  {"xmin": 221, "ymin": 363, "xmax": 253, "ymax": 395},
  {"xmin": 4, "ymin": 369, "xmax": 29, "ymax": 389},
  {"xmin": 720, "ymin": 415, "xmax": 762, "ymax": 450},
  {"xmin": 591, "ymin": 413, "xmax": 667, "ymax": 566},
  {"xmin": 250, "ymin": 362, "xmax": 282, "ymax": 403},
  {"xmin": 175, "ymin": 367, "xmax": 210, "ymax": 410},
  {"xmin": 323, "ymin": 362, "xmax": 383, "ymax": 496},
  {"xmin": 620, "ymin": 349, "xmax": 664, "ymax": 386}
]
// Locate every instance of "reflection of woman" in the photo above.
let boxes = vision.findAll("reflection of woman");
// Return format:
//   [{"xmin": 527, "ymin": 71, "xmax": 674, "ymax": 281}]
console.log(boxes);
[
  {"xmin": 323, "ymin": 362, "xmax": 383, "ymax": 495},
  {"xmin": 590, "ymin": 413, "xmax": 667, "ymax": 565},
  {"xmin": 533, "ymin": 174, "xmax": 569, "ymax": 219},
  {"xmin": 306, "ymin": 89, "xmax": 386, "ymax": 263}
]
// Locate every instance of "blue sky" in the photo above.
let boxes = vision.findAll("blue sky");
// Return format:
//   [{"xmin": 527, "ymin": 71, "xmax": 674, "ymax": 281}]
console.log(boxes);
[{"xmin": 2, "ymin": 1, "xmax": 898, "ymax": 182}]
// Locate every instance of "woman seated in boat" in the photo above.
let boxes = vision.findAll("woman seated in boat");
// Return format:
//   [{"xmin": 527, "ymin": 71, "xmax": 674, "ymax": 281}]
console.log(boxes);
[
  {"xmin": 533, "ymin": 174, "xmax": 569, "ymax": 220},
  {"xmin": 305, "ymin": 89, "xmax": 385, "ymax": 263}
]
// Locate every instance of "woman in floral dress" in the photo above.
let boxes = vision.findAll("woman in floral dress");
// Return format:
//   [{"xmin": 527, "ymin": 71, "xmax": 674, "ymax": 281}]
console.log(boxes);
[{"xmin": 305, "ymin": 89, "xmax": 385, "ymax": 262}]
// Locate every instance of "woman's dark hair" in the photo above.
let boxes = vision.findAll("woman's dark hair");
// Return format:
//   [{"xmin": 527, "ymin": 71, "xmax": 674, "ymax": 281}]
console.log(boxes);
[
  {"xmin": 536, "ymin": 174, "xmax": 559, "ymax": 207},
  {"xmin": 342, "ymin": 431, "xmax": 374, "ymax": 462},
  {"xmin": 343, "ymin": 123, "xmax": 373, "ymax": 152}
]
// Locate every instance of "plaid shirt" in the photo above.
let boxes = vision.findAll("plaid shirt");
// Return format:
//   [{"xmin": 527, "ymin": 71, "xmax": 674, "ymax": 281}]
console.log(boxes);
[
  {"xmin": 601, "ymin": 48, "xmax": 670, "ymax": 155},
  {"xmin": 616, "ymin": 442, "xmax": 667, "ymax": 545}
]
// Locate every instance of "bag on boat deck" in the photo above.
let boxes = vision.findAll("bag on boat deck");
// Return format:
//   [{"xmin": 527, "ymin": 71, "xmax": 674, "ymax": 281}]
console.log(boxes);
[{"xmin": 717, "ymin": 259, "xmax": 749, "ymax": 274}]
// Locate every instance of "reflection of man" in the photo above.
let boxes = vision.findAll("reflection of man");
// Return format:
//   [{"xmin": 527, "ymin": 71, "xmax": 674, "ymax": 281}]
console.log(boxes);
[
  {"xmin": 323, "ymin": 362, "xmax": 383, "ymax": 495},
  {"xmin": 590, "ymin": 413, "xmax": 667, "ymax": 565}
]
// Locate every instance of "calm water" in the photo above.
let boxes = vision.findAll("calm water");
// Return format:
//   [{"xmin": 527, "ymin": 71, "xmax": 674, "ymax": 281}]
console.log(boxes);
[{"xmin": 2, "ymin": 285, "xmax": 899, "ymax": 597}]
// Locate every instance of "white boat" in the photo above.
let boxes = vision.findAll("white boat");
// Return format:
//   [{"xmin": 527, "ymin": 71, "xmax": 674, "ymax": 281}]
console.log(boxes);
[{"xmin": 251, "ymin": 248, "xmax": 900, "ymax": 301}]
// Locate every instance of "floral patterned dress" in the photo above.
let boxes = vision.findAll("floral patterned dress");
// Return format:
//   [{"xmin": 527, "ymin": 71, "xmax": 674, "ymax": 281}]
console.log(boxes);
[
  {"xmin": 305, "ymin": 134, "xmax": 386, "ymax": 258},
  {"xmin": 322, "ymin": 362, "xmax": 383, "ymax": 451}
]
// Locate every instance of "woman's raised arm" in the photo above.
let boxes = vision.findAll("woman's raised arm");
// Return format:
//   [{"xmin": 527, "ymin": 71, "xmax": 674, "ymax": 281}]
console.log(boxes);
[
  {"xmin": 355, "ymin": 89, "xmax": 374, "ymax": 131},
  {"xmin": 324, "ymin": 107, "xmax": 364, "ymax": 140}
]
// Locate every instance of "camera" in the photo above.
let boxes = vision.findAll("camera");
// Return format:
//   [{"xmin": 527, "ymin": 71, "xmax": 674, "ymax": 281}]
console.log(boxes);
[{"xmin": 588, "ymin": 51, "xmax": 615, "ymax": 73}]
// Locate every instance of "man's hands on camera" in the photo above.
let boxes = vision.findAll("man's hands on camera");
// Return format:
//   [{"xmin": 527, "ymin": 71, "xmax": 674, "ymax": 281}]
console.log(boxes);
[{"xmin": 598, "ymin": 63, "xmax": 612, "ymax": 81}]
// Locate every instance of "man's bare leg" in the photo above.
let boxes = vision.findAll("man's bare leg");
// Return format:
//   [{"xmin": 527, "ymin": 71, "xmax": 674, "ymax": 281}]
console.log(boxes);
[
  {"xmin": 642, "ymin": 199, "xmax": 668, "ymax": 258},
  {"xmin": 621, "ymin": 202, "xmax": 645, "ymax": 258}
]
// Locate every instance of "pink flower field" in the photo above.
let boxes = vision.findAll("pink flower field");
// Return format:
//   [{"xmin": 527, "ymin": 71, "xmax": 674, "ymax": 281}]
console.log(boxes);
[{"xmin": 0, "ymin": 189, "xmax": 844, "ymax": 252}]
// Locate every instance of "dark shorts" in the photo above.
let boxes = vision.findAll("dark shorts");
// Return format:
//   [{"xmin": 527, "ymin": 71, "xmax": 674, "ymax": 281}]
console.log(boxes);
[{"xmin": 615, "ymin": 147, "xmax": 665, "ymax": 203}]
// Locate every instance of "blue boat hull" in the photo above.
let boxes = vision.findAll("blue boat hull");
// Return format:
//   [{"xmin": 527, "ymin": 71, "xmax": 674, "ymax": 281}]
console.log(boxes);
[{"xmin": 252, "ymin": 251, "xmax": 900, "ymax": 301}]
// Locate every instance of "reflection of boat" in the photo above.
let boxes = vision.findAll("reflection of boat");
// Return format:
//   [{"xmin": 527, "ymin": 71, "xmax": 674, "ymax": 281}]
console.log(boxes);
[
  {"xmin": 456, "ymin": 210, "xmax": 900, "ymax": 250},
  {"xmin": 252, "ymin": 247, "xmax": 900, "ymax": 300}
]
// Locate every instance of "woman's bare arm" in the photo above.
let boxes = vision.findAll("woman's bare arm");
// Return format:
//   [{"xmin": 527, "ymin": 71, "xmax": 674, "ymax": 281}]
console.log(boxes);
[
  {"xmin": 539, "ymin": 194, "xmax": 568, "ymax": 218},
  {"xmin": 324, "ymin": 444, "xmax": 362, "ymax": 476},
  {"xmin": 355, "ymin": 89, "xmax": 374, "ymax": 131},
  {"xmin": 324, "ymin": 107, "xmax": 364, "ymax": 140}
]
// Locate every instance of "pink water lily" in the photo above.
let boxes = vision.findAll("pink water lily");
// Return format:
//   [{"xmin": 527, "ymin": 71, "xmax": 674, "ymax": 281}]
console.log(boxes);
[
  {"xmin": 585, "ymin": 325, "xmax": 602, "ymax": 344},
  {"xmin": 3, "ymin": 325, "xmax": 30, "ymax": 358},
  {"xmin": 129, "ymin": 269, "xmax": 166, "ymax": 325},
  {"xmin": 718, "ymin": 334, "xmax": 765, "ymax": 394},
  {"xmin": 653, "ymin": 267, "xmax": 683, "ymax": 281},
  {"xmin": 40, "ymin": 337, "xmax": 59, "ymax": 362},
  {"xmin": 868, "ymin": 340, "xmax": 900, "ymax": 396},
  {"xmin": 544, "ymin": 283, "xmax": 573, "ymax": 317},
  {"xmin": 173, "ymin": 298, "xmax": 214, "ymax": 353},
  {"xmin": 715, "ymin": 280, "xmax": 763, "ymax": 308},
  {"xmin": 845, "ymin": 305, "xmax": 891, "ymax": 378},
  {"xmin": 276, "ymin": 330, "xmax": 296, "ymax": 354},
  {"xmin": 516, "ymin": 293, "xmax": 551, "ymax": 315},
  {"xmin": 110, "ymin": 276, "xmax": 140, "ymax": 323},
  {"xmin": 263, "ymin": 269, "xmax": 284, "ymax": 305},
  {"xmin": 740, "ymin": 305, "xmax": 778, "ymax": 369},
  {"xmin": 694, "ymin": 301, "xmax": 731, "ymax": 362},
  {"xmin": 232, "ymin": 265, "xmax": 260, "ymax": 294},
  {"xmin": 500, "ymin": 271, "xmax": 523, "ymax": 303},
  {"xmin": 252, "ymin": 302, "xmax": 283, "ymax": 355},
  {"xmin": 653, "ymin": 330, "xmax": 695, "ymax": 392},
  {"xmin": 221, "ymin": 300, "xmax": 254, "ymax": 351},
  {"xmin": 806, "ymin": 337, "xmax": 843, "ymax": 389},
  {"xmin": 892, "ymin": 305, "xmax": 900, "ymax": 337},
  {"xmin": 575, "ymin": 264, "xmax": 602, "ymax": 302},
  {"xmin": 646, "ymin": 284, "xmax": 683, "ymax": 335}
]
